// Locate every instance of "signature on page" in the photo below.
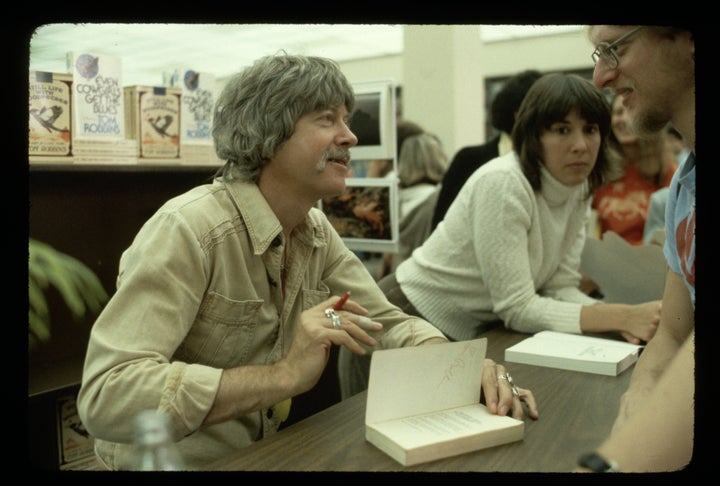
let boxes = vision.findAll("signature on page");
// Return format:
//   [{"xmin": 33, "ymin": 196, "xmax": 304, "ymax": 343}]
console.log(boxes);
[
  {"xmin": 438, "ymin": 342, "xmax": 480, "ymax": 386},
  {"xmin": 578, "ymin": 345, "xmax": 605, "ymax": 357}
]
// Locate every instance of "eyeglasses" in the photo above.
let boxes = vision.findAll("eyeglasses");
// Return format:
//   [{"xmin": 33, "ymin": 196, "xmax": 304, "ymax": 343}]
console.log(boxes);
[{"xmin": 591, "ymin": 26, "xmax": 644, "ymax": 69}]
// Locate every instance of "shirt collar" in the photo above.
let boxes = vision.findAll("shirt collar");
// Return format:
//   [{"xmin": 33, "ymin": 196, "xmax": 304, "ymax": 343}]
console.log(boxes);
[
  {"xmin": 677, "ymin": 151, "xmax": 696, "ymax": 195},
  {"xmin": 223, "ymin": 179, "xmax": 326, "ymax": 254}
]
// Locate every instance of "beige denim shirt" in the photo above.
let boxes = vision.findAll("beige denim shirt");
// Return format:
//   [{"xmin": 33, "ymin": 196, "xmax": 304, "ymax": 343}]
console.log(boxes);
[{"xmin": 76, "ymin": 178, "xmax": 445, "ymax": 470}]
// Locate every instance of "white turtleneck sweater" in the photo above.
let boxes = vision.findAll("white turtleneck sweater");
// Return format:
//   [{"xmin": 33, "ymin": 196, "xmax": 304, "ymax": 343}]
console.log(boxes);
[{"xmin": 396, "ymin": 151, "xmax": 599, "ymax": 341}]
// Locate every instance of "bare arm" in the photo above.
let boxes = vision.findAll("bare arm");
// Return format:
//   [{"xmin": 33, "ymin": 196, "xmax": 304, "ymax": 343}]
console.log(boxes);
[
  {"xmin": 611, "ymin": 268, "xmax": 695, "ymax": 431},
  {"xmin": 579, "ymin": 299, "xmax": 662, "ymax": 344},
  {"xmin": 590, "ymin": 329, "xmax": 694, "ymax": 472}
]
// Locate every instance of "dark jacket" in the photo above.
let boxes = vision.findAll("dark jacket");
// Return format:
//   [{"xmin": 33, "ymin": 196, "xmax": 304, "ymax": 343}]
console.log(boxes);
[{"xmin": 431, "ymin": 135, "xmax": 501, "ymax": 229}]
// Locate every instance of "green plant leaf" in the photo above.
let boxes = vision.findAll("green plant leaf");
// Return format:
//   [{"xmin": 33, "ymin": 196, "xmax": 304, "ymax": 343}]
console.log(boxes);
[
  {"xmin": 29, "ymin": 309, "xmax": 51, "ymax": 344},
  {"xmin": 28, "ymin": 238, "xmax": 109, "ymax": 348}
]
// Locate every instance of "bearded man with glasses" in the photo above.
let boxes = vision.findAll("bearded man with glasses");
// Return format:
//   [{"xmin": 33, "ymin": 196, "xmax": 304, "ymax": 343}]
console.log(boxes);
[{"xmin": 574, "ymin": 26, "xmax": 696, "ymax": 473}]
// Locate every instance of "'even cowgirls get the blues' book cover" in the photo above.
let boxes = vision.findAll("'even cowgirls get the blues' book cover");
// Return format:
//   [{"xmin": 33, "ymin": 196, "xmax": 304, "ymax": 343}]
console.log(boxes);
[{"xmin": 68, "ymin": 51, "xmax": 125, "ymax": 142}]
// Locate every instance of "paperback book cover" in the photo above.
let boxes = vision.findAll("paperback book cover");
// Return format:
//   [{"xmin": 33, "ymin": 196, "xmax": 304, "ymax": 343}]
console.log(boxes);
[
  {"xmin": 365, "ymin": 338, "xmax": 524, "ymax": 466},
  {"xmin": 124, "ymin": 86, "xmax": 181, "ymax": 159},
  {"xmin": 505, "ymin": 331, "xmax": 644, "ymax": 376},
  {"xmin": 68, "ymin": 51, "xmax": 125, "ymax": 142},
  {"xmin": 56, "ymin": 395, "xmax": 95, "ymax": 470},
  {"xmin": 28, "ymin": 71, "xmax": 72, "ymax": 158},
  {"xmin": 165, "ymin": 67, "xmax": 215, "ymax": 146},
  {"xmin": 166, "ymin": 67, "xmax": 221, "ymax": 165}
]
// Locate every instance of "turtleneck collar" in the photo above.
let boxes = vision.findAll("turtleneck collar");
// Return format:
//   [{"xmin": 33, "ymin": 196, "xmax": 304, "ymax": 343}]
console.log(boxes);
[{"xmin": 539, "ymin": 164, "xmax": 589, "ymax": 206}]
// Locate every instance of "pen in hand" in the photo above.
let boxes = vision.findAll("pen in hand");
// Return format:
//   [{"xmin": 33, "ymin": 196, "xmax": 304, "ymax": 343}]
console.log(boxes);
[
  {"xmin": 333, "ymin": 291, "xmax": 351, "ymax": 311},
  {"xmin": 333, "ymin": 291, "xmax": 381, "ymax": 332}
]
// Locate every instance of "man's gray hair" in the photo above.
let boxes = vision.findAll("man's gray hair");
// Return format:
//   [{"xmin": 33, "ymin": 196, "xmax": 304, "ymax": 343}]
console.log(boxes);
[{"xmin": 213, "ymin": 53, "xmax": 356, "ymax": 182}]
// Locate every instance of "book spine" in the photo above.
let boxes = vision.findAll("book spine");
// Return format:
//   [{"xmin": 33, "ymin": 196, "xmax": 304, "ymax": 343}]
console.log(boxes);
[{"xmin": 505, "ymin": 350, "xmax": 616, "ymax": 376}]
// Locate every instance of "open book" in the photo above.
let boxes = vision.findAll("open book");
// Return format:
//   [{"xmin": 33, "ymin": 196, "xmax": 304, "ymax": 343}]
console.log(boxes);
[
  {"xmin": 505, "ymin": 331, "xmax": 644, "ymax": 376},
  {"xmin": 365, "ymin": 338, "xmax": 524, "ymax": 466}
]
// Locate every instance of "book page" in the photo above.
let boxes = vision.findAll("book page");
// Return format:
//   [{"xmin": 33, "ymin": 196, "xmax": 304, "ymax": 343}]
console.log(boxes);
[
  {"xmin": 371, "ymin": 404, "xmax": 521, "ymax": 448},
  {"xmin": 366, "ymin": 339, "xmax": 487, "ymax": 424}
]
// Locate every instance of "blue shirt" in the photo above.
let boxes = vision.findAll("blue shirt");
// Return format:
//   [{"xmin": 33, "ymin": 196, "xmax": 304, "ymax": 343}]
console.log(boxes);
[{"xmin": 663, "ymin": 152, "xmax": 696, "ymax": 309}]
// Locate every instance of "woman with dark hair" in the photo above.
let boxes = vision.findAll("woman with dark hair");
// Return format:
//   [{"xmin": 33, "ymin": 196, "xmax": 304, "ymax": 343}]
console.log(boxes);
[{"xmin": 339, "ymin": 73, "xmax": 662, "ymax": 399}]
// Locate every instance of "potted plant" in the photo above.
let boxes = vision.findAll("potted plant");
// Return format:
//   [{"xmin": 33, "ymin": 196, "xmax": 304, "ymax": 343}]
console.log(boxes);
[{"xmin": 28, "ymin": 238, "xmax": 108, "ymax": 349}]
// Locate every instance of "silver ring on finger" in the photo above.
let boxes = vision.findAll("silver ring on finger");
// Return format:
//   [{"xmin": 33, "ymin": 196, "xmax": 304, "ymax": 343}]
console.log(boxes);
[
  {"xmin": 498, "ymin": 373, "xmax": 521, "ymax": 398},
  {"xmin": 504, "ymin": 373, "xmax": 521, "ymax": 396},
  {"xmin": 324, "ymin": 308, "xmax": 342, "ymax": 330}
]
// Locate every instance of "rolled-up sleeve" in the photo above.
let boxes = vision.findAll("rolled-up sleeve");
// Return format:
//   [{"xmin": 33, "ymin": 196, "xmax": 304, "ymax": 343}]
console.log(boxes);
[{"xmin": 77, "ymin": 210, "xmax": 223, "ymax": 442}]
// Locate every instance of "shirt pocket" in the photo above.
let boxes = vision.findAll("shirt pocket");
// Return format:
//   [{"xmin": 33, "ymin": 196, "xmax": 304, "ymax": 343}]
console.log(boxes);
[
  {"xmin": 301, "ymin": 282, "xmax": 331, "ymax": 309},
  {"xmin": 176, "ymin": 291, "xmax": 263, "ymax": 368}
]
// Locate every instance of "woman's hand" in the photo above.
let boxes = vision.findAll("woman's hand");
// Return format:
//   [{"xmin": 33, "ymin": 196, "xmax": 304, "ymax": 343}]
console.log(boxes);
[
  {"xmin": 620, "ymin": 300, "xmax": 661, "ymax": 344},
  {"xmin": 481, "ymin": 359, "xmax": 539, "ymax": 420}
]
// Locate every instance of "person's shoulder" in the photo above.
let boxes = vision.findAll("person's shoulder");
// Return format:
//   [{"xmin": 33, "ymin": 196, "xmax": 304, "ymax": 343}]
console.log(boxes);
[
  {"xmin": 465, "ymin": 152, "xmax": 522, "ymax": 187},
  {"xmin": 453, "ymin": 136, "xmax": 500, "ymax": 161},
  {"xmin": 137, "ymin": 181, "xmax": 231, "ymax": 240},
  {"xmin": 485, "ymin": 151, "xmax": 519, "ymax": 171},
  {"xmin": 159, "ymin": 180, "xmax": 221, "ymax": 213}
]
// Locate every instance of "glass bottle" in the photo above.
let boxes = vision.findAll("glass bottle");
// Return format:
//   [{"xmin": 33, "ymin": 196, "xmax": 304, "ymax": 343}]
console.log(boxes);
[{"xmin": 128, "ymin": 409, "xmax": 185, "ymax": 471}]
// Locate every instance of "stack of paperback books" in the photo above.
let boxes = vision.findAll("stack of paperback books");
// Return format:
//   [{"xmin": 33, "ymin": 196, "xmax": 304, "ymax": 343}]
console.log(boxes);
[{"xmin": 29, "ymin": 52, "xmax": 223, "ymax": 167}]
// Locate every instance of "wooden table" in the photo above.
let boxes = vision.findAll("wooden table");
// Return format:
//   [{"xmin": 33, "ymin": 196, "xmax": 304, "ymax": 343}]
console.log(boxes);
[{"xmin": 209, "ymin": 326, "xmax": 632, "ymax": 472}]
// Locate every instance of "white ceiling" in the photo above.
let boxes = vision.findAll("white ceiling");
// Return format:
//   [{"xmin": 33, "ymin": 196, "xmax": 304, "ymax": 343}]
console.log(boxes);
[{"xmin": 28, "ymin": 23, "xmax": 583, "ymax": 87}]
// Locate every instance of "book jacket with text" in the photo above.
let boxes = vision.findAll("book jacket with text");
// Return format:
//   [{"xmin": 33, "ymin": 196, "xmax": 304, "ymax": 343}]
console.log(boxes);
[
  {"xmin": 29, "ymin": 71, "xmax": 72, "ymax": 157},
  {"xmin": 69, "ymin": 51, "xmax": 125, "ymax": 142},
  {"xmin": 124, "ymin": 86, "xmax": 181, "ymax": 159}
]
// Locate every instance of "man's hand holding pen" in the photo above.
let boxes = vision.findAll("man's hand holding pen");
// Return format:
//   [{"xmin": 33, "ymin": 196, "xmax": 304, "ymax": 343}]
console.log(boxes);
[
  {"xmin": 324, "ymin": 291, "xmax": 384, "ymax": 345},
  {"xmin": 261, "ymin": 293, "xmax": 369, "ymax": 430},
  {"xmin": 280, "ymin": 293, "xmax": 384, "ymax": 396}
]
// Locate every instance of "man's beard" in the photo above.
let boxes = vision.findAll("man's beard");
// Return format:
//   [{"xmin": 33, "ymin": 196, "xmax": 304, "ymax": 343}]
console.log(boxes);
[{"xmin": 631, "ymin": 107, "xmax": 671, "ymax": 138}]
